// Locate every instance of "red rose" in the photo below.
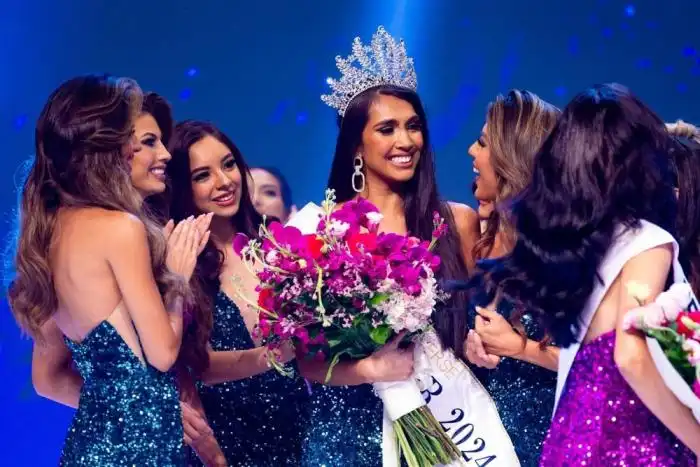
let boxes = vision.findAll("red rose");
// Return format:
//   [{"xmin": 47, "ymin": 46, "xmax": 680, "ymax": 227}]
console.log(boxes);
[
  {"xmin": 676, "ymin": 311, "xmax": 700, "ymax": 338},
  {"xmin": 257, "ymin": 287, "xmax": 274, "ymax": 309},
  {"xmin": 304, "ymin": 235, "xmax": 325, "ymax": 259},
  {"xmin": 347, "ymin": 232, "xmax": 378, "ymax": 254}
]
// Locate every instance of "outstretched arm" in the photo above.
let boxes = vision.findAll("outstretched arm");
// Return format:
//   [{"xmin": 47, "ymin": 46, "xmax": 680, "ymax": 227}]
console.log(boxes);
[{"xmin": 201, "ymin": 343, "xmax": 294, "ymax": 386}]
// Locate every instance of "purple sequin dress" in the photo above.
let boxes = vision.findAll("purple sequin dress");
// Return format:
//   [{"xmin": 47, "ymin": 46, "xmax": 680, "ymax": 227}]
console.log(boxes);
[{"xmin": 540, "ymin": 330, "xmax": 695, "ymax": 466}]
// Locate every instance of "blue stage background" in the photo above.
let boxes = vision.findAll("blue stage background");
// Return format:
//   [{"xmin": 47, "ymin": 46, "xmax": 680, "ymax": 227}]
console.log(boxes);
[{"xmin": 1, "ymin": 1, "xmax": 698, "ymax": 464}]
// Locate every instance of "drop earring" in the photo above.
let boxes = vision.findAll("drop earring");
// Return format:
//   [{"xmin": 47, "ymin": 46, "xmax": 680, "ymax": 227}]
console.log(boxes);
[{"xmin": 352, "ymin": 154, "xmax": 366, "ymax": 193}]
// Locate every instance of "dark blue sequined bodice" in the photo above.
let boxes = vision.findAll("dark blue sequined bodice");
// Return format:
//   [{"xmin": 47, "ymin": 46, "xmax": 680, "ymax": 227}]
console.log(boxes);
[
  {"xmin": 61, "ymin": 320, "xmax": 184, "ymax": 466},
  {"xmin": 468, "ymin": 271, "xmax": 556, "ymax": 467},
  {"xmin": 301, "ymin": 383, "xmax": 383, "ymax": 467},
  {"xmin": 188, "ymin": 291, "xmax": 308, "ymax": 467}
]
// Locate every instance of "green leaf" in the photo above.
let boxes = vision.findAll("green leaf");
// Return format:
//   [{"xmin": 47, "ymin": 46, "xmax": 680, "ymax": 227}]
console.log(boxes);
[
  {"xmin": 648, "ymin": 327, "xmax": 682, "ymax": 346},
  {"xmin": 370, "ymin": 293, "xmax": 390, "ymax": 306},
  {"xmin": 326, "ymin": 338, "xmax": 343, "ymax": 348},
  {"xmin": 648, "ymin": 331, "xmax": 697, "ymax": 385},
  {"xmin": 370, "ymin": 325, "xmax": 392, "ymax": 345}
]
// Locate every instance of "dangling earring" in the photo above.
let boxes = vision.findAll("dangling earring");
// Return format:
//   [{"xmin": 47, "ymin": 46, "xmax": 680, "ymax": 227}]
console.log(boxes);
[{"xmin": 352, "ymin": 154, "xmax": 366, "ymax": 193}]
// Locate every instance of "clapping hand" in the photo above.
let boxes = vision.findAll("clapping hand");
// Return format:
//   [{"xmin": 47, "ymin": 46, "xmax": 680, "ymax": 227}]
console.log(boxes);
[
  {"xmin": 164, "ymin": 214, "xmax": 213, "ymax": 280},
  {"xmin": 163, "ymin": 213, "xmax": 212, "ymax": 255}
]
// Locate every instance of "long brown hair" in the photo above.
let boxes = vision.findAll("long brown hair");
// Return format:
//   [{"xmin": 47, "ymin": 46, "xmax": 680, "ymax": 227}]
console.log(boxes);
[
  {"xmin": 473, "ymin": 90, "xmax": 560, "ymax": 260},
  {"xmin": 326, "ymin": 85, "xmax": 470, "ymax": 356},
  {"xmin": 165, "ymin": 120, "xmax": 264, "ymax": 376},
  {"xmin": 8, "ymin": 74, "xmax": 187, "ymax": 341}
]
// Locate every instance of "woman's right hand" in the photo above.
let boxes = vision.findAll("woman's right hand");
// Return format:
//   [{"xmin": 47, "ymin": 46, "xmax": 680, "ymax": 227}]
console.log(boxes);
[
  {"xmin": 181, "ymin": 401, "xmax": 213, "ymax": 446},
  {"xmin": 164, "ymin": 215, "xmax": 211, "ymax": 280},
  {"xmin": 164, "ymin": 213, "xmax": 212, "ymax": 255},
  {"xmin": 182, "ymin": 402, "xmax": 227, "ymax": 467},
  {"xmin": 359, "ymin": 332, "xmax": 415, "ymax": 383}
]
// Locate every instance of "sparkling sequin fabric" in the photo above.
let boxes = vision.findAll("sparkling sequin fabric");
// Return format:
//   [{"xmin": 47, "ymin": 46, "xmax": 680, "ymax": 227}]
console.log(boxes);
[
  {"xmin": 540, "ymin": 330, "xmax": 695, "ymax": 466},
  {"xmin": 188, "ymin": 291, "xmax": 308, "ymax": 466},
  {"xmin": 301, "ymin": 383, "xmax": 383, "ymax": 467},
  {"xmin": 61, "ymin": 321, "xmax": 185, "ymax": 466},
  {"xmin": 469, "ymin": 277, "xmax": 556, "ymax": 466}
]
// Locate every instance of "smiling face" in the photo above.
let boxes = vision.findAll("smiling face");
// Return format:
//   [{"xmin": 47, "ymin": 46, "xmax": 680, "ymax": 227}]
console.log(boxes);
[
  {"xmin": 359, "ymin": 94, "xmax": 424, "ymax": 187},
  {"xmin": 188, "ymin": 134, "xmax": 242, "ymax": 218},
  {"xmin": 129, "ymin": 112, "xmax": 171, "ymax": 197},
  {"xmin": 468, "ymin": 124, "xmax": 499, "ymax": 218}
]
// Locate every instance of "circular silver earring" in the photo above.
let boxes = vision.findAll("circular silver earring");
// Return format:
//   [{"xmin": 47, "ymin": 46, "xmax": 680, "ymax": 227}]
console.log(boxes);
[{"xmin": 352, "ymin": 154, "xmax": 366, "ymax": 193}]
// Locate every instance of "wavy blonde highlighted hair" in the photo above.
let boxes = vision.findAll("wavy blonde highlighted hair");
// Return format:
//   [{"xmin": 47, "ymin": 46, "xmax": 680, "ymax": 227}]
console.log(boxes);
[
  {"xmin": 8, "ymin": 75, "xmax": 187, "ymax": 341},
  {"xmin": 473, "ymin": 90, "xmax": 561, "ymax": 260},
  {"xmin": 667, "ymin": 119, "xmax": 700, "ymax": 142}
]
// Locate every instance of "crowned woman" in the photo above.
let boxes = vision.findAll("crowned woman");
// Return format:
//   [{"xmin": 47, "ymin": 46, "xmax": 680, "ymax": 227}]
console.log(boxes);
[{"xmin": 290, "ymin": 26, "xmax": 520, "ymax": 467}]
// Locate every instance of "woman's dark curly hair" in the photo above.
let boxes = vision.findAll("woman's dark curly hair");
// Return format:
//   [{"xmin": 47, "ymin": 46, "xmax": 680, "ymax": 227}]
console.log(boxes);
[{"xmin": 479, "ymin": 83, "xmax": 677, "ymax": 347}]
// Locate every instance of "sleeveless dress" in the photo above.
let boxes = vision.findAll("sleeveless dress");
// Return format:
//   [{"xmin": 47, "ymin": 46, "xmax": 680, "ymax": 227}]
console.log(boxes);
[
  {"xmin": 539, "ymin": 221, "xmax": 696, "ymax": 465},
  {"xmin": 61, "ymin": 321, "xmax": 185, "ymax": 466},
  {"xmin": 188, "ymin": 291, "xmax": 309, "ymax": 467},
  {"xmin": 468, "ymin": 271, "xmax": 556, "ymax": 467}
]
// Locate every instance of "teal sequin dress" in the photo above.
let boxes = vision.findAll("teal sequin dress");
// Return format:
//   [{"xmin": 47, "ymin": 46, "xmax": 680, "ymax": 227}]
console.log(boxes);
[
  {"xmin": 61, "ymin": 321, "xmax": 185, "ymax": 466},
  {"xmin": 468, "ymin": 263, "xmax": 556, "ymax": 467},
  {"xmin": 188, "ymin": 291, "xmax": 309, "ymax": 466},
  {"xmin": 301, "ymin": 383, "xmax": 383, "ymax": 466}
]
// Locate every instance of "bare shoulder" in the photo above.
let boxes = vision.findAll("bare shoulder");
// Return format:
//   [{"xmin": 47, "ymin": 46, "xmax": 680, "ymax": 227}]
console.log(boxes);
[
  {"xmin": 447, "ymin": 201, "xmax": 479, "ymax": 231},
  {"xmin": 70, "ymin": 208, "xmax": 147, "ymax": 246},
  {"xmin": 624, "ymin": 243, "xmax": 673, "ymax": 271},
  {"xmin": 102, "ymin": 211, "xmax": 148, "ymax": 245},
  {"xmin": 446, "ymin": 202, "xmax": 480, "ymax": 269}
]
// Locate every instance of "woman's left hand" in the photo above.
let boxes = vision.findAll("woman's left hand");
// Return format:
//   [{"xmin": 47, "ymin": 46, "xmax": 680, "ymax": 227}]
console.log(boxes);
[{"xmin": 474, "ymin": 305, "xmax": 526, "ymax": 358}]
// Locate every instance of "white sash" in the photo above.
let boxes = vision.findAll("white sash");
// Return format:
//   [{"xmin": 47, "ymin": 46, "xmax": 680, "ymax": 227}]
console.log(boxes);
[
  {"xmin": 382, "ymin": 331, "xmax": 520, "ymax": 467},
  {"xmin": 555, "ymin": 220, "xmax": 688, "ymax": 411},
  {"xmin": 288, "ymin": 204, "xmax": 519, "ymax": 466}
]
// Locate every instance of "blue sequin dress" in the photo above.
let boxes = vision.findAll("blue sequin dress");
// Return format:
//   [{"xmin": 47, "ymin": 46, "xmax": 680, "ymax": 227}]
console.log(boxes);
[
  {"xmin": 301, "ymin": 383, "xmax": 383, "ymax": 467},
  {"xmin": 61, "ymin": 321, "xmax": 185, "ymax": 466},
  {"xmin": 468, "ymin": 270, "xmax": 557, "ymax": 467},
  {"xmin": 188, "ymin": 291, "xmax": 309, "ymax": 467}
]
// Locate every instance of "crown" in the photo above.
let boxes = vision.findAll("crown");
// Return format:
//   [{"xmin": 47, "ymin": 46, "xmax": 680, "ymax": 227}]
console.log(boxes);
[{"xmin": 321, "ymin": 26, "xmax": 418, "ymax": 116}]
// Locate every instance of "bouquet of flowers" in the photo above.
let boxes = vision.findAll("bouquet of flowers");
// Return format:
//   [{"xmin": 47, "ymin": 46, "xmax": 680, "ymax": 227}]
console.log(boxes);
[
  {"xmin": 623, "ymin": 281, "xmax": 700, "ymax": 421},
  {"xmin": 233, "ymin": 189, "xmax": 461, "ymax": 467}
]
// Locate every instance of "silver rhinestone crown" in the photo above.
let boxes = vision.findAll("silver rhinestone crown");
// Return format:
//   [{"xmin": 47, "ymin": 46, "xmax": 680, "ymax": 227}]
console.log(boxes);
[{"xmin": 321, "ymin": 26, "xmax": 418, "ymax": 116}]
